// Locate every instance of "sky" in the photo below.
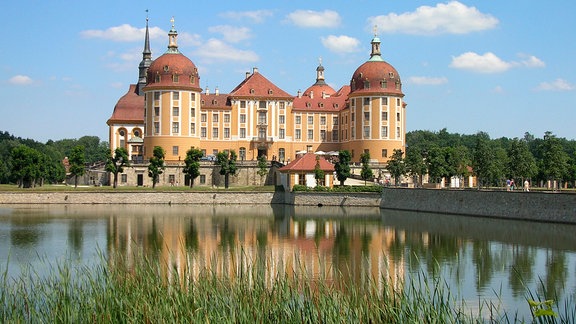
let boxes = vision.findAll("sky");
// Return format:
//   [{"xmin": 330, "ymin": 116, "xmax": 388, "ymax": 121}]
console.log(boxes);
[{"xmin": 1, "ymin": 0, "xmax": 575, "ymax": 143}]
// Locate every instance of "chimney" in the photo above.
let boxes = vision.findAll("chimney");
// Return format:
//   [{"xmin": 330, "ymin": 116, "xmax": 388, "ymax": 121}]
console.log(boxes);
[
  {"xmin": 297, "ymin": 90, "xmax": 302, "ymax": 98},
  {"xmin": 246, "ymin": 72, "xmax": 250, "ymax": 79},
  {"xmin": 253, "ymin": 67, "xmax": 259, "ymax": 74},
  {"xmin": 205, "ymin": 86, "xmax": 209, "ymax": 95},
  {"xmin": 215, "ymin": 87, "xmax": 219, "ymax": 96}
]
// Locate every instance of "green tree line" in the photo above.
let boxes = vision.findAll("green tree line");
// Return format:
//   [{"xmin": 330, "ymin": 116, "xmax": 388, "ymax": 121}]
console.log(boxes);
[
  {"xmin": 400, "ymin": 129, "xmax": 576, "ymax": 188},
  {"xmin": 0, "ymin": 131, "xmax": 109, "ymax": 186}
]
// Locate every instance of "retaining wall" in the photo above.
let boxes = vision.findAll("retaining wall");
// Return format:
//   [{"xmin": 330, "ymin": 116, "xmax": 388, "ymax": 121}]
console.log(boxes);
[{"xmin": 381, "ymin": 188, "xmax": 576, "ymax": 224}]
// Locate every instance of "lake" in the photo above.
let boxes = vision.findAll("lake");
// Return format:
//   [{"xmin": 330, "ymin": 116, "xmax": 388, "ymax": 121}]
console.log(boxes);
[{"xmin": 1, "ymin": 204, "xmax": 575, "ymax": 320}]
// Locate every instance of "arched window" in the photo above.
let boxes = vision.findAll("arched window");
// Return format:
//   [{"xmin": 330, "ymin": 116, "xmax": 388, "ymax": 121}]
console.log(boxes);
[{"xmin": 239, "ymin": 147, "xmax": 246, "ymax": 161}]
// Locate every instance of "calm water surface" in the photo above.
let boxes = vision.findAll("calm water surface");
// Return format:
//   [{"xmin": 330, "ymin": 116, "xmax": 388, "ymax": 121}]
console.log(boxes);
[{"xmin": 1, "ymin": 204, "xmax": 575, "ymax": 320}]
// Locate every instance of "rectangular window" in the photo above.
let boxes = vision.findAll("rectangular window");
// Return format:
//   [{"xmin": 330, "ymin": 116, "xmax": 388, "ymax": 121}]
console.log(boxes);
[
  {"xmin": 320, "ymin": 130, "xmax": 326, "ymax": 140},
  {"xmin": 213, "ymin": 149, "xmax": 218, "ymax": 155},
  {"xmin": 121, "ymin": 174, "xmax": 127, "ymax": 183},
  {"xmin": 259, "ymin": 128, "xmax": 267, "ymax": 139},
  {"xmin": 240, "ymin": 101, "xmax": 246, "ymax": 108},
  {"xmin": 382, "ymin": 149, "xmax": 388, "ymax": 158},
  {"xmin": 333, "ymin": 116, "xmax": 338, "ymax": 125},
  {"xmin": 154, "ymin": 107, "xmax": 160, "ymax": 116},
  {"xmin": 279, "ymin": 102, "xmax": 285, "ymax": 109},
  {"xmin": 364, "ymin": 97, "xmax": 370, "ymax": 105},
  {"xmin": 154, "ymin": 122, "xmax": 160, "ymax": 134},
  {"xmin": 279, "ymin": 115, "xmax": 285, "ymax": 124},
  {"xmin": 320, "ymin": 116, "xmax": 326, "ymax": 125},
  {"xmin": 190, "ymin": 107, "xmax": 195, "ymax": 116},
  {"xmin": 258, "ymin": 112, "xmax": 267, "ymax": 125},
  {"xmin": 364, "ymin": 112, "xmax": 370, "ymax": 122},
  {"xmin": 201, "ymin": 114, "xmax": 207, "ymax": 122},
  {"xmin": 154, "ymin": 92, "xmax": 160, "ymax": 100},
  {"xmin": 200, "ymin": 175, "xmax": 206, "ymax": 184},
  {"xmin": 212, "ymin": 128, "xmax": 218, "ymax": 138},
  {"xmin": 224, "ymin": 114, "xmax": 230, "ymax": 123},
  {"xmin": 172, "ymin": 107, "xmax": 179, "ymax": 116},
  {"xmin": 396, "ymin": 127, "xmax": 401, "ymax": 139},
  {"xmin": 364, "ymin": 126, "xmax": 370, "ymax": 138},
  {"xmin": 295, "ymin": 129, "xmax": 301, "ymax": 140},
  {"xmin": 396, "ymin": 112, "xmax": 401, "ymax": 122},
  {"xmin": 173, "ymin": 91, "xmax": 179, "ymax": 100},
  {"xmin": 190, "ymin": 93, "xmax": 196, "ymax": 101},
  {"xmin": 279, "ymin": 128, "xmax": 285, "ymax": 139},
  {"xmin": 307, "ymin": 116, "xmax": 313, "ymax": 124},
  {"xmin": 396, "ymin": 98, "xmax": 401, "ymax": 106},
  {"xmin": 382, "ymin": 97, "xmax": 388, "ymax": 105},
  {"xmin": 307, "ymin": 129, "xmax": 313, "ymax": 140},
  {"xmin": 224, "ymin": 128, "xmax": 230, "ymax": 138},
  {"xmin": 295, "ymin": 116, "xmax": 301, "ymax": 124},
  {"xmin": 382, "ymin": 111, "xmax": 388, "ymax": 121},
  {"xmin": 172, "ymin": 122, "xmax": 179, "ymax": 133},
  {"xmin": 259, "ymin": 101, "xmax": 267, "ymax": 109},
  {"xmin": 240, "ymin": 114, "xmax": 246, "ymax": 123},
  {"xmin": 212, "ymin": 113, "xmax": 219, "ymax": 122},
  {"xmin": 240, "ymin": 128, "xmax": 246, "ymax": 138},
  {"xmin": 190, "ymin": 123, "xmax": 195, "ymax": 134},
  {"xmin": 201, "ymin": 127, "xmax": 207, "ymax": 138},
  {"xmin": 332, "ymin": 130, "xmax": 338, "ymax": 141},
  {"xmin": 172, "ymin": 146, "xmax": 179, "ymax": 155},
  {"xmin": 351, "ymin": 113, "xmax": 355, "ymax": 122},
  {"xmin": 381, "ymin": 126, "xmax": 388, "ymax": 138}
]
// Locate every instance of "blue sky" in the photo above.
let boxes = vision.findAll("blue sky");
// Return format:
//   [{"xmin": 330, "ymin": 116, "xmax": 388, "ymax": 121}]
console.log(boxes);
[{"xmin": 1, "ymin": 1, "xmax": 575, "ymax": 143}]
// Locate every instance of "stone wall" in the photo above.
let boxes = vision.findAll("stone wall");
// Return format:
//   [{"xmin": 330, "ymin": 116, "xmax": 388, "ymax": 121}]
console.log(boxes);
[{"xmin": 381, "ymin": 187, "xmax": 576, "ymax": 224}]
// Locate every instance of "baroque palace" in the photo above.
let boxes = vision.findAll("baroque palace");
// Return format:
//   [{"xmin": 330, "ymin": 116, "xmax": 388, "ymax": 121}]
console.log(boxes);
[{"xmin": 107, "ymin": 19, "xmax": 406, "ymax": 187}]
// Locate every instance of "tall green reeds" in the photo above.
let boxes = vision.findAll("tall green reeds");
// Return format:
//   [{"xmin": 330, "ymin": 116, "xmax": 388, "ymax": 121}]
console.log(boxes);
[{"xmin": 1, "ymin": 250, "xmax": 574, "ymax": 323}]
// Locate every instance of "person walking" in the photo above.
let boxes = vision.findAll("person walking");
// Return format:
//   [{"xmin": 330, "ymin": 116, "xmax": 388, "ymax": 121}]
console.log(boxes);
[{"xmin": 524, "ymin": 179, "xmax": 530, "ymax": 192}]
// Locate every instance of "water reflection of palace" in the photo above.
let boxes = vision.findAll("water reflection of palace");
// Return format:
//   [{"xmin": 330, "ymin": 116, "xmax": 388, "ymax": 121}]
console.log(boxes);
[{"xmin": 106, "ymin": 205, "xmax": 405, "ymax": 292}]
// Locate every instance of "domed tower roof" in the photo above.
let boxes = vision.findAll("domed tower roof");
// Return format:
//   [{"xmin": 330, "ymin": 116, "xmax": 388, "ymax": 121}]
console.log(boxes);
[
  {"xmin": 350, "ymin": 30, "xmax": 403, "ymax": 97},
  {"xmin": 303, "ymin": 58, "xmax": 336, "ymax": 97},
  {"xmin": 144, "ymin": 18, "xmax": 201, "ymax": 92}
]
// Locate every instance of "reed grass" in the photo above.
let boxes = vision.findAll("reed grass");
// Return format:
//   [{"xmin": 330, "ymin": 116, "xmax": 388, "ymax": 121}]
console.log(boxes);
[{"xmin": 1, "ymin": 251, "xmax": 573, "ymax": 323}]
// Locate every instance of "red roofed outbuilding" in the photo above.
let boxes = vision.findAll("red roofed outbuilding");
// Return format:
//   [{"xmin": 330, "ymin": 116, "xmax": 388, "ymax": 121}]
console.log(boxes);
[{"xmin": 278, "ymin": 152, "xmax": 335, "ymax": 190}]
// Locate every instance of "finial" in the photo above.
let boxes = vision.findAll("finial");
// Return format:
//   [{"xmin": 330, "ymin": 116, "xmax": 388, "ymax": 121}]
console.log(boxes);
[
  {"xmin": 171, "ymin": 16, "xmax": 175, "ymax": 28},
  {"xmin": 319, "ymin": 57, "xmax": 322, "ymax": 65},
  {"xmin": 146, "ymin": 9, "xmax": 149, "ymax": 21},
  {"xmin": 373, "ymin": 25, "xmax": 378, "ymax": 37}
]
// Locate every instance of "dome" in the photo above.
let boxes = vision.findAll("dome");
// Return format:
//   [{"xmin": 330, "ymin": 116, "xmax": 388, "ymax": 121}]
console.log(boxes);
[
  {"xmin": 145, "ymin": 53, "xmax": 201, "ymax": 91},
  {"xmin": 349, "ymin": 34, "xmax": 403, "ymax": 96},
  {"xmin": 350, "ymin": 60, "xmax": 402, "ymax": 96}
]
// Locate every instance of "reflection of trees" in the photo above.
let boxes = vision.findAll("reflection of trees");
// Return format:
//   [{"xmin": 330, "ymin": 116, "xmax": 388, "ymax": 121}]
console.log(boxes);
[
  {"xmin": 68, "ymin": 220, "xmax": 83, "ymax": 255},
  {"xmin": 404, "ymin": 232, "xmax": 461, "ymax": 274},
  {"xmin": 472, "ymin": 241, "xmax": 494, "ymax": 290},
  {"xmin": 10, "ymin": 228, "xmax": 41, "ymax": 247},
  {"xmin": 218, "ymin": 218, "xmax": 236, "ymax": 252},
  {"xmin": 542, "ymin": 251, "xmax": 567, "ymax": 298},
  {"xmin": 185, "ymin": 219, "xmax": 199, "ymax": 252},
  {"xmin": 147, "ymin": 218, "xmax": 163, "ymax": 255},
  {"xmin": 508, "ymin": 245, "xmax": 536, "ymax": 297}
]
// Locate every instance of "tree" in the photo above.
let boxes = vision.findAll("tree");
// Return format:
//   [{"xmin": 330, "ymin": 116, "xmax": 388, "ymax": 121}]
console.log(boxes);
[
  {"xmin": 183, "ymin": 147, "xmax": 203, "ymax": 188},
  {"xmin": 539, "ymin": 132, "xmax": 569, "ymax": 189},
  {"xmin": 360, "ymin": 152, "xmax": 373, "ymax": 185},
  {"xmin": 506, "ymin": 138, "xmax": 537, "ymax": 183},
  {"xmin": 444, "ymin": 145, "xmax": 470, "ymax": 187},
  {"xmin": 106, "ymin": 147, "xmax": 130, "ymax": 188},
  {"xmin": 334, "ymin": 150, "xmax": 351, "ymax": 186},
  {"xmin": 425, "ymin": 145, "xmax": 447, "ymax": 184},
  {"xmin": 387, "ymin": 149, "xmax": 405, "ymax": 186},
  {"xmin": 405, "ymin": 146, "xmax": 427, "ymax": 187},
  {"xmin": 148, "ymin": 146, "xmax": 165, "ymax": 188},
  {"xmin": 314, "ymin": 156, "xmax": 325, "ymax": 186},
  {"xmin": 256, "ymin": 155, "xmax": 268, "ymax": 185},
  {"xmin": 11, "ymin": 145, "xmax": 42, "ymax": 188},
  {"xmin": 216, "ymin": 150, "xmax": 238, "ymax": 189},
  {"xmin": 69, "ymin": 145, "xmax": 86, "ymax": 188}
]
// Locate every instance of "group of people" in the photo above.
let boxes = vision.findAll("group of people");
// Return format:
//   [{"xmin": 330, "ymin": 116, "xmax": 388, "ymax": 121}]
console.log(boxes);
[{"xmin": 506, "ymin": 179, "xmax": 530, "ymax": 191}]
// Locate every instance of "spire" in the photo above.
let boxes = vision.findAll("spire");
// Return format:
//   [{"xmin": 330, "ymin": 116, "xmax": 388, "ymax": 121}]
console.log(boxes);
[
  {"xmin": 369, "ymin": 25, "xmax": 384, "ymax": 62},
  {"xmin": 166, "ymin": 16, "xmax": 180, "ymax": 54},
  {"xmin": 137, "ymin": 12, "xmax": 153, "ymax": 95},
  {"xmin": 314, "ymin": 57, "xmax": 326, "ymax": 85}
]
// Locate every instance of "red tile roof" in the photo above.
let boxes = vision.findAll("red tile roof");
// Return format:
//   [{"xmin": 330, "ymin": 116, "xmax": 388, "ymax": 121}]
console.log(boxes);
[
  {"xmin": 229, "ymin": 70, "xmax": 292, "ymax": 99},
  {"xmin": 107, "ymin": 84, "xmax": 144, "ymax": 125},
  {"xmin": 201, "ymin": 93, "xmax": 231, "ymax": 110},
  {"xmin": 293, "ymin": 85, "xmax": 349, "ymax": 112},
  {"xmin": 279, "ymin": 153, "xmax": 335, "ymax": 172}
]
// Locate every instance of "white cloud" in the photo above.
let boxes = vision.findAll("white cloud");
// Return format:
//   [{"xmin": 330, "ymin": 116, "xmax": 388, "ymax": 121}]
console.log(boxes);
[
  {"xmin": 492, "ymin": 85, "xmax": 505, "ymax": 94},
  {"xmin": 8, "ymin": 75, "xmax": 33, "ymax": 85},
  {"xmin": 286, "ymin": 10, "xmax": 341, "ymax": 28},
  {"xmin": 450, "ymin": 52, "xmax": 546, "ymax": 73},
  {"xmin": 208, "ymin": 25, "xmax": 252, "ymax": 43},
  {"xmin": 219, "ymin": 10, "xmax": 274, "ymax": 24},
  {"xmin": 535, "ymin": 79, "xmax": 575, "ymax": 91},
  {"xmin": 369, "ymin": 1, "xmax": 498, "ymax": 35},
  {"xmin": 80, "ymin": 24, "xmax": 165, "ymax": 42},
  {"xmin": 409, "ymin": 76, "xmax": 448, "ymax": 85},
  {"xmin": 450, "ymin": 52, "xmax": 512, "ymax": 73},
  {"xmin": 194, "ymin": 39, "xmax": 259, "ymax": 63},
  {"xmin": 321, "ymin": 35, "xmax": 360, "ymax": 54}
]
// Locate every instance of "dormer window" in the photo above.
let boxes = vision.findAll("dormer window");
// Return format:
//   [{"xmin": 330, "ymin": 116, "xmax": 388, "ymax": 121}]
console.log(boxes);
[
  {"xmin": 155, "ymin": 74, "xmax": 160, "ymax": 82},
  {"xmin": 212, "ymin": 100, "xmax": 217, "ymax": 105},
  {"xmin": 190, "ymin": 76, "xmax": 195, "ymax": 84},
  {"xmin": 250, "ymin": 89, "xmax": 255, "ymax": 94},
  {"xmin": 268, "ymin": 89, "xmax": 273, "ymax": 95},
  {"xmin": 173, "ymin": 74, "xmax": 179, "ymax": 82},
  {"xmin": 388, "ymin": 72, "xmax": 394, "ymax": 78},
  {"xmin": 380, "ymin": 80, "xmax": 387, "ymax": 88},
  {"xmin": 164, "ymin": 65, "xmax": 170, "ymax": 72},
  {"xmin": 318, "ymin": 103, "xmax": 324, "ymax": 108},
  {"xmin": 395, "ymin": 80, "xmax": 401, "ymax": 90},
  {"xmin": 333, "ymin": 103, "xmax": 339, "ymax": 108},
  {"xmin": 364, "ymin": 80, "xmax": 370, "ymax": 89},
  {"xmin": 306, "ymin": 102, "xmax": 311, "ymax": 108}
]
